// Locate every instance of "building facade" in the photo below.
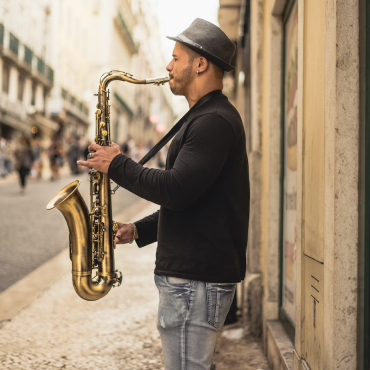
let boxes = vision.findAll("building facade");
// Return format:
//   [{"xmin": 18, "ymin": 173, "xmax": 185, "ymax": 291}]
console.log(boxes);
[
  {"xmin": 0, "ymin": 0, "xmax": 57, "ymax": 141},
  {"xmin": 219, "ymin": 0, "xmax": 368, "ymax": 369},
  {"xmin": 47, "ymin": 0, "xmax": 138, "ymax": 145},
  {"xmin": 0, "ymin": 0, "xmax": 174, "ymax": 170},
  {"xmin": 131, "ymin": 0, "xmax": 175, "ymax": 145},
  {"xmin": 47, "ymin": 0, "xmax": 92, "ymax": 142},
  {"xmin": 83, "ymin": 0, "xmax": 175, "ymax": 147}
]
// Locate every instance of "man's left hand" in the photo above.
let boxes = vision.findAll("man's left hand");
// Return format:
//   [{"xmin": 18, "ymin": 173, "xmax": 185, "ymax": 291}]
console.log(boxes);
[{"xmin": 77, "ymin": 143, "xmax": 123, "ymax": 173}]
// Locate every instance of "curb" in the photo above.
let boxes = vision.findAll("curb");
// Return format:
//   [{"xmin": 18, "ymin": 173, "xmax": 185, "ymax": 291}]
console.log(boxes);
[
  {"xmin": 0, "ymin": 171, "xmax": 77, "ymax": 188},
  {"xmin": 0, "ymin": 247, "xmax": 70, "ymax": 323},
  {"xmin": 0, "ymin": 198, "xmax": 157, "ymax": 322}
]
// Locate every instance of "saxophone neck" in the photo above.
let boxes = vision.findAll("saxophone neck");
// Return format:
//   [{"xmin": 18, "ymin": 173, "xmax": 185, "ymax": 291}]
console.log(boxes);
[
  {"xmin": 99, "ymin": 70, "xmax": 170, "ymax": 91},
  {"xmin": 145, "ymin": 76, "xmax": 170, "ymax": 85},
  {"xmin": 96, "ymin": 71, "xmax": 169, "ymax": 145}
]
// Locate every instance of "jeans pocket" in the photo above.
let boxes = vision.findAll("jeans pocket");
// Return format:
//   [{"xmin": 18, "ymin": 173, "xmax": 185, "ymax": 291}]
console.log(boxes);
[
  {"xmin": 166, "ymin": 276, "xmax": 192, "ymax": 285},
  {"xmin": 206, "ymin": 283, "xmax": 236, "ymax": 331}
]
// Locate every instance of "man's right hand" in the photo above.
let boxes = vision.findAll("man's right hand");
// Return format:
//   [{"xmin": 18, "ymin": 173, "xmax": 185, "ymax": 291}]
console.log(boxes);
[{"xmin": 115, "ymin": 222, "xmax": 138, "ymax": 244}]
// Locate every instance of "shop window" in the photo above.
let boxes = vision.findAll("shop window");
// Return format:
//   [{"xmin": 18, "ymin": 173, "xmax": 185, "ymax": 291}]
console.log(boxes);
[
  {"xmin": 2, "ymin": 64, "xmax": 10, "ymax": 94},
  {"xmin": 280, "ymin": 0, "xmax": 298, "ymax": 339}
]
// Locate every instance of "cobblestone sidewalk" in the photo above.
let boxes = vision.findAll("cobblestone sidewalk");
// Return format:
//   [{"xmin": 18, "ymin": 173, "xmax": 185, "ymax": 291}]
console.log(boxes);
[
  {"xmin": 214, "ymin": 326, "xmax": 269, "ymax": 370},
  {"xmin": 0, "ymin": 203, "xmax": 269, "ymax": 370},
  {"xmin": 0, "ymin": 203, "xmax": 163, "ymax": 370}
]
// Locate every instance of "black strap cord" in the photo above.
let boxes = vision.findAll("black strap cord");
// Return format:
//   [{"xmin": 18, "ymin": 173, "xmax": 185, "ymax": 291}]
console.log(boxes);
[{"xmin": 111, "ymin": 90, "xmax": 221, "ymax": 194}]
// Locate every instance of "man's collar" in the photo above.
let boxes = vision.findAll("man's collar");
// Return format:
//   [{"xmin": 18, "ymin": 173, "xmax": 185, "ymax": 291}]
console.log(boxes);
[{"xmin": 190, "ymin": 90, "xmax": 223, "ymax": 112}]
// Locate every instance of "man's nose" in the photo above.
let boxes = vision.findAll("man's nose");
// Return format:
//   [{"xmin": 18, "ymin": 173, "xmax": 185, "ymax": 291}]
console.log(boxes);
[{"xmin": 166, "ymin": 62, "xmax": 173, "ymax": 72}]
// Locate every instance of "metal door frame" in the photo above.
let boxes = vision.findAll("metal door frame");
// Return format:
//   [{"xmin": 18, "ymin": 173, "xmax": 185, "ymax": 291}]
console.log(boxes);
[
  {"xmin": 279, "ymin": 0, "xmax": 298, "ymax": 342},
  {"xmin": 358, "ymin": 0, "xmax": 370, "ymax": 368}
]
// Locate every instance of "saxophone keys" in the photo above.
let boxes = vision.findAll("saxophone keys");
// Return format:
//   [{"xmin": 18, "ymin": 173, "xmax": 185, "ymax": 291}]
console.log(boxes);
[
  {"xmin": 102, "ymin": 130, "xmax": 108, "ymax": 137},
  {"xmin": 112, "ymin": 221, "xmax": 118, "ymax": 249},
  {"xmin": 91, "ymin": 171, "xmax": 101, "ymax": 183},
  {"xmin": 113, "ymin": 270, "xmax": 123, "ymax": 287}
]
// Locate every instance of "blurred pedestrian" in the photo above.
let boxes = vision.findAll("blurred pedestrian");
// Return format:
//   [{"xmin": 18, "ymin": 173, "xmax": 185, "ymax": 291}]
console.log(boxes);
[
  {"xmin": 14, "ymin": 137, "xmax": 34, "ymax": 194},
  {"xmin": 0, "ymin": 134, "xmax": 7, "ymax": 178},
  {"xmin": 83, "ymin": 141, "xmax": 89, "ymax": 160},
  {"xmin": 67, "ymin": 136, "xmax": 81, "ymax": 175},
  {"xmin": 137, "ymin": 141, "xmax": 145, "ymax": 161},
  {"xmin": 128, "ymin": 137, "xmax": 137, "ymax": 161},
  {"xmin": 80, "ymin": 140, "xmax": 92, "ymax": 174},
  {"xmin": 121, "ymin": 139, "xmax": 130, "ymax": 156},
  {"xmin": 5, "ymin": 137, "xmax": 15, "ymax": 174},
  {"xmin": 32, "ymin": 139, "xmax": 43, "ymax": 180},
  {"xmin": 48, "ymin": 135, "xmax": 63, "ymax": 181}
]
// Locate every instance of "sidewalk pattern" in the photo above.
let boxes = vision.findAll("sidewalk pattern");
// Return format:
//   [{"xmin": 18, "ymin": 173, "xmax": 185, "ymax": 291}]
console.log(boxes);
[
  {"xmin": 0, "ymin": 204, "xmax": 163, "ymax": 370},
  {"xmin": 0, "ymin": 202, "xmax": 269, "ymax": 370}
]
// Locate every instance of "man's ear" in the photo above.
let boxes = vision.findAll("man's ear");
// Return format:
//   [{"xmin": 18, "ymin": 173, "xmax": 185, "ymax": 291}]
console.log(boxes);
[{"xmin": 198, "ymin": 57, "xmax": 209, "ymax": 73}]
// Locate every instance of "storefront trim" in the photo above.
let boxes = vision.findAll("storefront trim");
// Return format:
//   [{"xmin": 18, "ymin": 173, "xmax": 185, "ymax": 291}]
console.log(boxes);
[
  {"xmin": 279, "ymin": 0, "xmax": 297, "ymax": 343},
  {"xmin": 358, "ymin": 0, "xmax": 370, "ymax": 368}
]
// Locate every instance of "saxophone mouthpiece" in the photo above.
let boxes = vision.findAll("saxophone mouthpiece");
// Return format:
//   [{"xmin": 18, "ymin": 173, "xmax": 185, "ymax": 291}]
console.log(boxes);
[{"xmin": 145, "ymin": 76, "xmax": 170, "ymax": 86}]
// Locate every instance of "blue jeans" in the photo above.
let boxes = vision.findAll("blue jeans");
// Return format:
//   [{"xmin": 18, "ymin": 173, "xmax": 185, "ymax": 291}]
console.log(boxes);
[{"xmin": 154, "ymin": 275, "xmax": 236, "ymax": 370}]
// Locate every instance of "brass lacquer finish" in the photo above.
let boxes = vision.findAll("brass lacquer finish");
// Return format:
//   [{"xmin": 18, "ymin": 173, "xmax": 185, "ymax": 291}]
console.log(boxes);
[{"xmin": 46, "ymin": 71, "xmax": 169, "ymax": 301}]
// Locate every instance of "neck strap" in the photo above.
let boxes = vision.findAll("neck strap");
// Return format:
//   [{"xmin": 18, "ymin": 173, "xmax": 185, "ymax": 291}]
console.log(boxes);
[
  {"xmin": 138, "ymin": 90, "xmax": 221, "ymax": 165},
  {"xmin": 111, "ymin": 90, "xmax": 222, "ymax": 194}
]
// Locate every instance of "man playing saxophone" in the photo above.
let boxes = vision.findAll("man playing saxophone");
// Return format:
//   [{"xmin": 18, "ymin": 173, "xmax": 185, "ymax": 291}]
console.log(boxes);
[{"xmin": 77, "ymin": 18, "xmax": 250, "ymax": 370}]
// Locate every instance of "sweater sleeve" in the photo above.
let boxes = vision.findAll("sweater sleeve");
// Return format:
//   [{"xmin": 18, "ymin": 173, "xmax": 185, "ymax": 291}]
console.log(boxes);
[
  {"xmin": 134, "ymin": 210, "xmax": 160, "ymax": 248},
  {"xmin": 108, "ymin": 114, "xmax": 235, "ymax": 210}
]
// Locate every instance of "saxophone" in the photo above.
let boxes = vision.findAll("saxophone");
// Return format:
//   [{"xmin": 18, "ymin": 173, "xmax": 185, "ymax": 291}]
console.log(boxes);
[{"xmin": 46, "ymin": 71, "xmax": 169, "ymax": 301}]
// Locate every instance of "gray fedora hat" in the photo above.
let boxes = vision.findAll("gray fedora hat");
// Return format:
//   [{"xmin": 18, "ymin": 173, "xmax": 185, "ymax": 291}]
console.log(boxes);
[{"xmin": 167, "ymin": 18, "xmax": 236, "ymax": 72}]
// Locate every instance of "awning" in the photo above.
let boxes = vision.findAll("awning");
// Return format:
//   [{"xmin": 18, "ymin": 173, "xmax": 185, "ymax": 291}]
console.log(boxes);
[{"xmin": 0, "ymin": 110, "xmax": 30, "ymax": 133}]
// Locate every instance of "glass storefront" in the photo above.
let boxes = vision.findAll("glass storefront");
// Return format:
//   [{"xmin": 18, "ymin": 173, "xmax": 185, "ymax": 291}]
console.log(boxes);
[{"xmin": 281, "ymin": 0, "xmax": 298, "ymax": 326}]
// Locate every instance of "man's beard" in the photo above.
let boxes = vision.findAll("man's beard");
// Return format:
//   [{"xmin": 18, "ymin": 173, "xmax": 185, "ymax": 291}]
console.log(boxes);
[{"xmin": 170, "ymin": 63, "xmax": 193, "ymax": 95}]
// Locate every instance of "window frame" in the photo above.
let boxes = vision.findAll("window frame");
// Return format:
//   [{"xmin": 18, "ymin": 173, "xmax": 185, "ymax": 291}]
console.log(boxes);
[{"xmin": 279, "ymin": 0, "xmax": 298, "ymax": 343}]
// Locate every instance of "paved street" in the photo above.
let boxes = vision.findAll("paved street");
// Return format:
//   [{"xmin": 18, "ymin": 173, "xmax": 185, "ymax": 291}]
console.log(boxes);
[
  {"xmin": 0, "ymin": 201, "xmax": 269, "ymax": 370},
  {"xmin": 0, "ymin": 192, "xmax": 269, "ymax": 369},
  {"xmin": 0, "ymin": 173, "xmax": 141, "ymax": 293}
]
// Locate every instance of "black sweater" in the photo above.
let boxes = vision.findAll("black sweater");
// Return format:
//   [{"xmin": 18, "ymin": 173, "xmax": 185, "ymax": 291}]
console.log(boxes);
[{"xmin": 108, "ymin": 90, "xmax": 250, "ymax": 283}]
